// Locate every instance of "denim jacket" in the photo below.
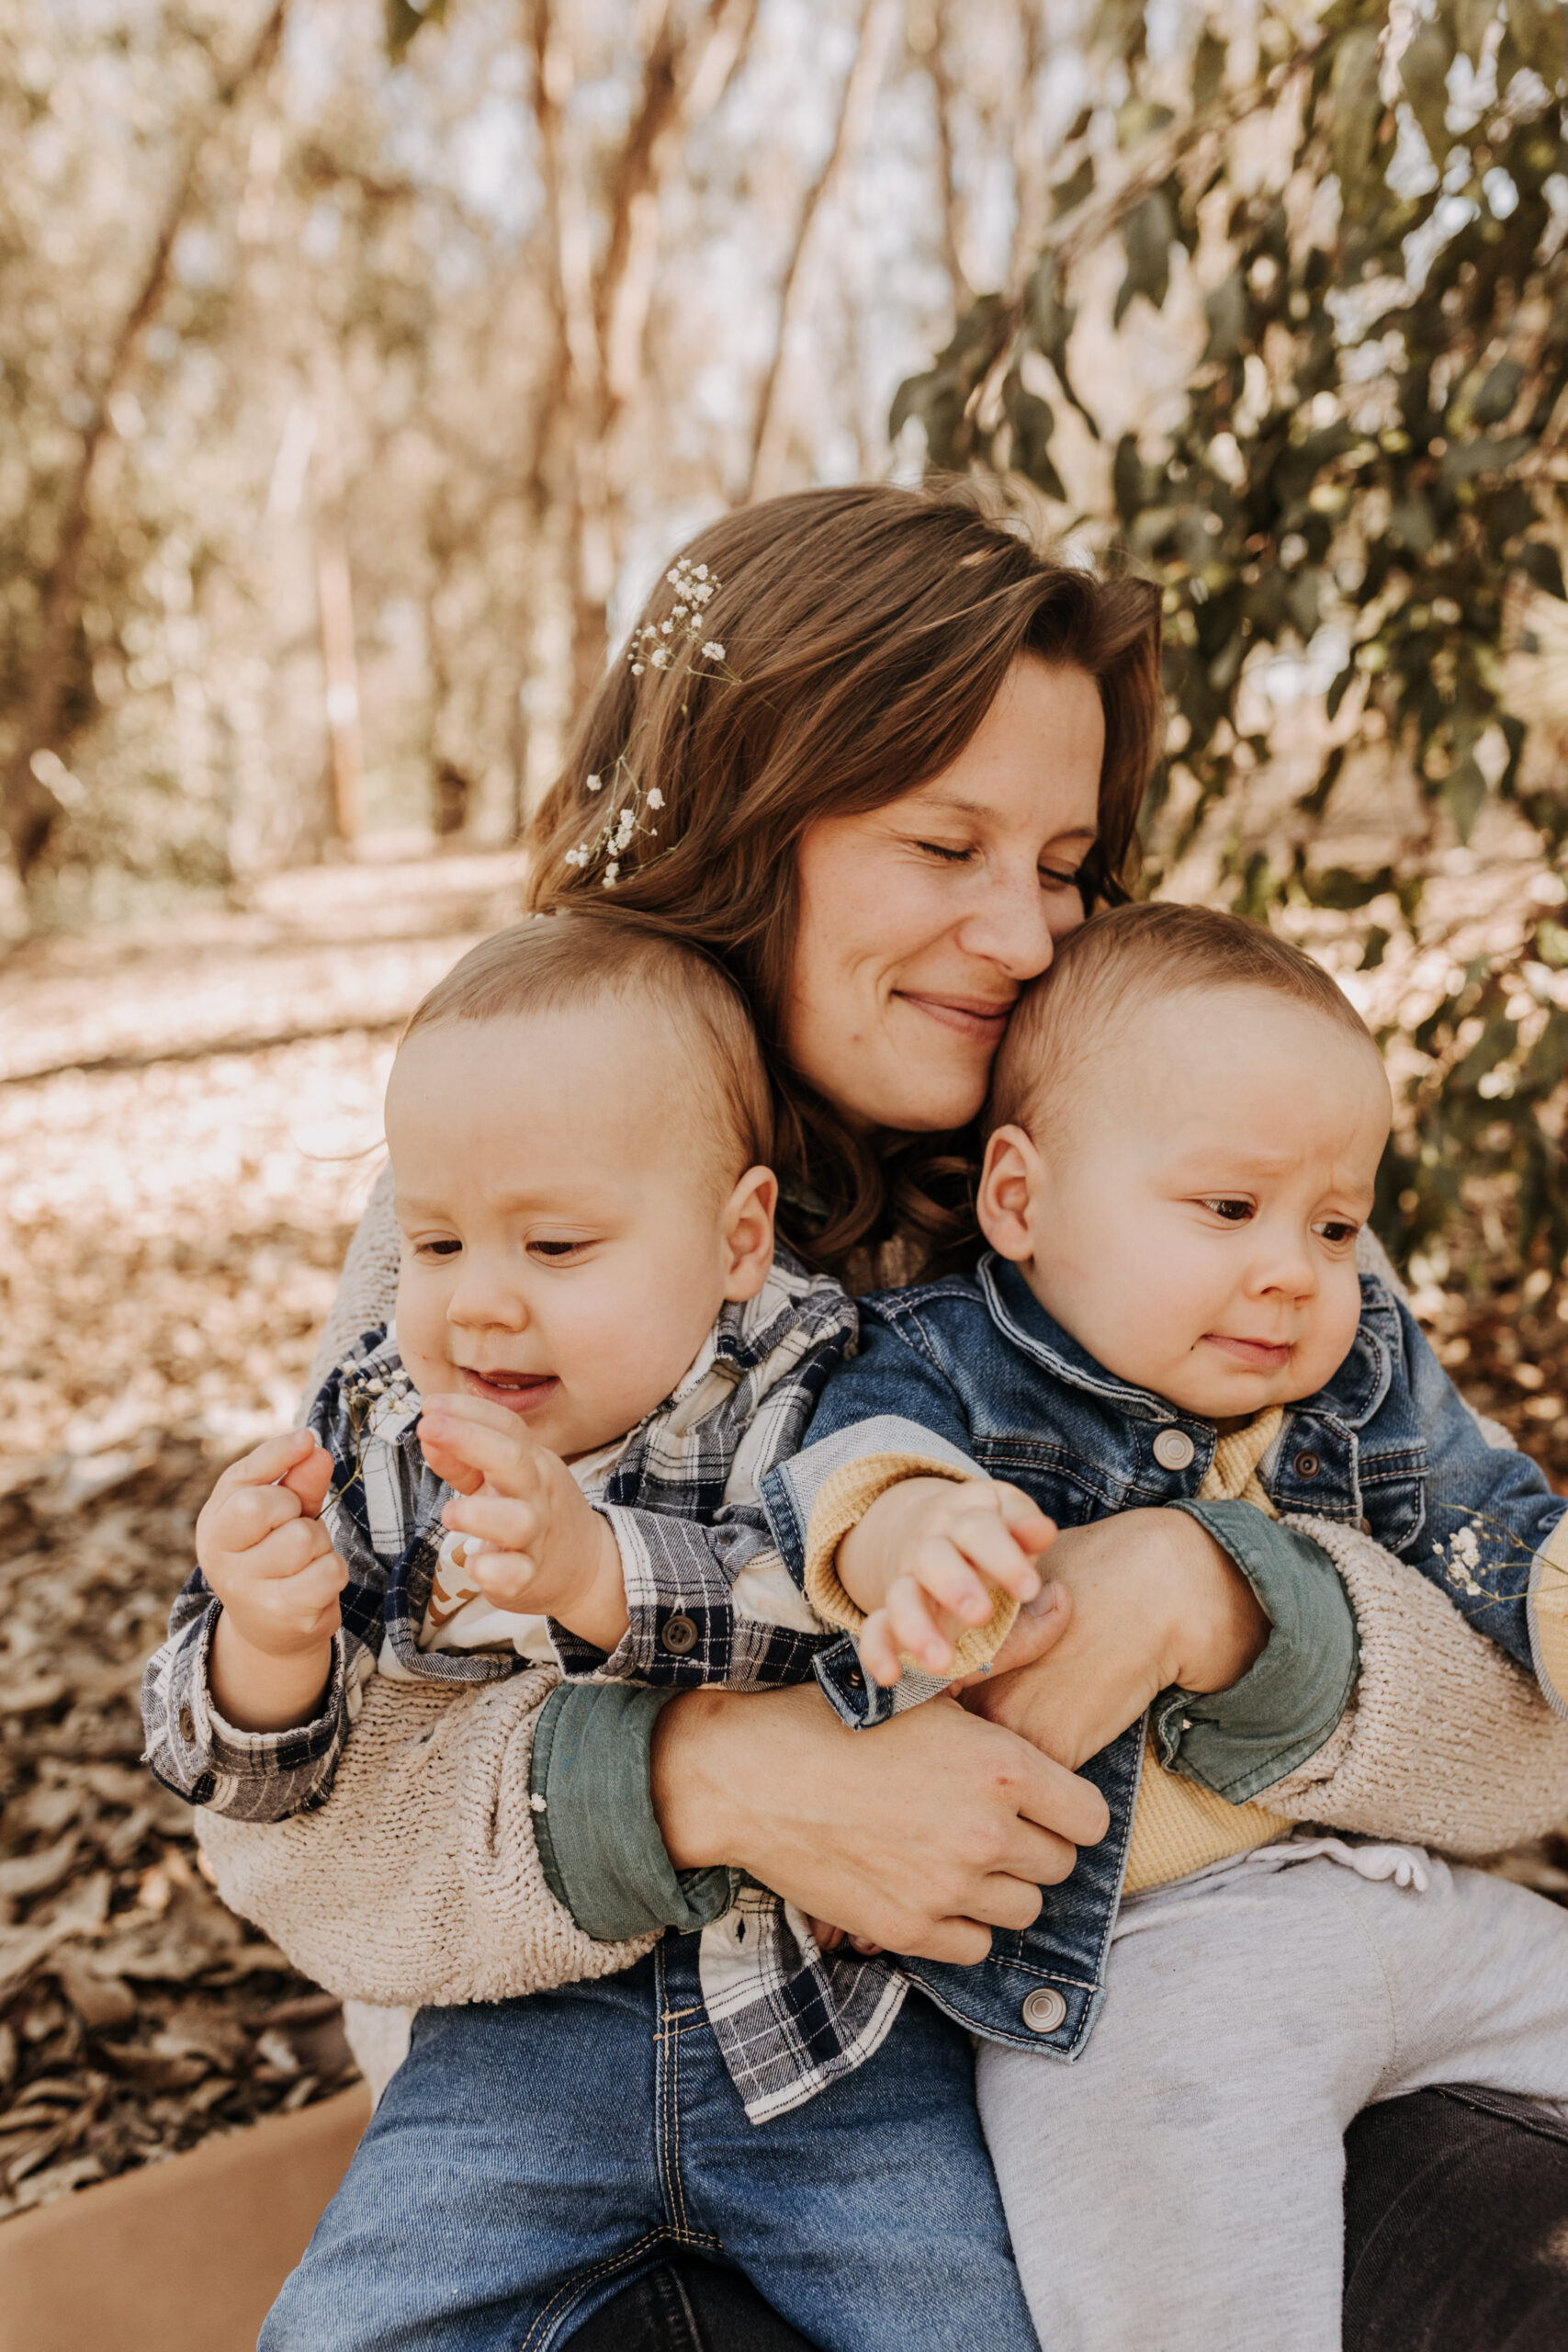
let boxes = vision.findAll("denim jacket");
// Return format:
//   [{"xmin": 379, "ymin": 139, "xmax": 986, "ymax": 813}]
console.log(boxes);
[{"xmin": 760, "ymin": 1253, "xmax": 1568, "ymax": 2064}]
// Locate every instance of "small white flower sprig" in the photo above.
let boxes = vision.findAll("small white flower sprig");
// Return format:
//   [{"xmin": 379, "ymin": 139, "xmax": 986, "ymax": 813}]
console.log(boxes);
[
  {"xmin": 563, "ymin": 558, "xmax": 733, "ymax": 888},
  {"xmin": 325, "ymin": 1356, "xmax": 419, "ymax": 1511}
]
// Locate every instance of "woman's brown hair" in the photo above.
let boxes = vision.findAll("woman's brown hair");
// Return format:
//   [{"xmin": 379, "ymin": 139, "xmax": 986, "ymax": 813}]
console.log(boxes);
[{"xmin": 527, "ymin": 480, "xmax": 1162, "ymax": 1282}]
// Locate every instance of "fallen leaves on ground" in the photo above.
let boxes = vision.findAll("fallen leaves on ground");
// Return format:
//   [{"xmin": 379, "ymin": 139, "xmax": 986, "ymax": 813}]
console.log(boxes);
[{"xmin": 0, "ymin": 862, "xmax": 1564, "ymax": 2221}]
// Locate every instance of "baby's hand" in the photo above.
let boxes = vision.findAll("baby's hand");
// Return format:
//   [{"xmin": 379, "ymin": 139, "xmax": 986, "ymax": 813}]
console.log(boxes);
[
  {"xmin": 417, "ymin": 1394, "xmax": 628, "ymax": 1651},
  {"xmin": 195, "ymin": 1430, "xmax": 347, "ymax": 1660},
  {"xmin": 839, "ymin": 1476, "xmax": 1056, "ymax": 1690}
]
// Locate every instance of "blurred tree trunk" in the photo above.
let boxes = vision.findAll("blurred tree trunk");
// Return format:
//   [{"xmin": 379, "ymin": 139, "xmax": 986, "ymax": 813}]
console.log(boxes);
[
  {"xmin": 0, "ymin": 0, "xmax": 291, "ymax": 884},
  {"xmin": 310, "ymin": 375, "xmax": 364, "ymax": 848},
  {"xmin": 744, "ymin": 0, "xmax": 901, "ymax": 503},
  {"xmin": 525, "ymin": 0, "xmax": 759, "ymax": 719}
]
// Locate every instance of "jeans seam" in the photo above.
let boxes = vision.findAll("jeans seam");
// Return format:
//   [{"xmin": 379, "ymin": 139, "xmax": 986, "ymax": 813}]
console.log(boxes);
[{"xmin": 516, "ymin": 2233, "xmax": 671, "ymax": 2352}]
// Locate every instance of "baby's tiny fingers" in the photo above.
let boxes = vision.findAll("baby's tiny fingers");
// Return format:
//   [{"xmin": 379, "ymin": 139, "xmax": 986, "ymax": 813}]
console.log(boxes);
[
  {"xmin": 858, "ymin": 1608, "xmax": 905, "ymax": 1689},
  {"xmin": 910, "ymin": 1533, "xmax": 995, "ymax": 1624},
  {"xmin": 468, "ymin": 1550, "xmax": 540, "ymax": 1611},
  {"xmin": 442, "ymin": 1492, "xmax": 541, "ymax": 1550},
  {"xmin": 213, "ymin": 1483, "xmax": 304, "ymax": 1549},
  {"xmin": 992, "ymin": 1482, "xmax": 1057, "ymax": 1558},
  {"xmin": 951, "ymin": 1512, "xmax": 1043, "ymax": 1602},
  {"xmin": 885, "ymin": 1576, "xmax": 955, "ymax": 1675}
]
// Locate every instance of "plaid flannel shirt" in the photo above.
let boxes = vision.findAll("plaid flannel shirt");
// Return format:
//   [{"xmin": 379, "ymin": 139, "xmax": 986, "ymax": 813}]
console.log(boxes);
[
  {"xmin": 141, "ymin": 1245, "xmax": 938, "ymax": 2126},
  {"xmin": 141, "ymin": 1248, "xmax": 853, "ymax": 1822}
]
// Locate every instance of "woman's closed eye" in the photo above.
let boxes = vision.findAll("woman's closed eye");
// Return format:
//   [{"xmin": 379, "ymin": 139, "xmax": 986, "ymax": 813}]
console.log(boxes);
[{"xmin": 914, "ymin": 838, "xmax": 1084, "ymax": 890}]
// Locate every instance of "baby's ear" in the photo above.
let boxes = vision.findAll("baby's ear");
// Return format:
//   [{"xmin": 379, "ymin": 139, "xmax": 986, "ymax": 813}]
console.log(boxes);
[
  {"xmin": 976, "ymin": 1125, "xmax": 1040, "ymax": 1262},
  {"xmin": 721, "ymin": 1165, "xmax": 778, "ymax": 1301}
]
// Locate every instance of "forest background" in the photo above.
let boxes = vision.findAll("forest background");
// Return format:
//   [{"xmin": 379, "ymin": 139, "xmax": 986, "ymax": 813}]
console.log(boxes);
[{"xmin": 1, "ymin": 0, "xmax": 1566, "ymax": 2219}]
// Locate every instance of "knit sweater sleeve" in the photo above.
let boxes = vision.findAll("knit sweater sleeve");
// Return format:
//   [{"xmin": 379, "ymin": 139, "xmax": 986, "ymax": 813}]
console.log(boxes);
[
  {"xmin": 1260, "ymin": 1512, "xmax": 1568, "ymax": 1853},
  {"xmin": 194, "ymin": 1668, "xmax": 656, "ymax": 2009},
  {"xmin": 308, "ymin": 1161, "xmax": 400, "ymax": 1400}
]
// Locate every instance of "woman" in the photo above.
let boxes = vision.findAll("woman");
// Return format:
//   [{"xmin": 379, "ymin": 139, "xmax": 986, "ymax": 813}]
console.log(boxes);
[{"xmin": 203, "ymin": 482, "xmax": 1568, "ymax": 2346}]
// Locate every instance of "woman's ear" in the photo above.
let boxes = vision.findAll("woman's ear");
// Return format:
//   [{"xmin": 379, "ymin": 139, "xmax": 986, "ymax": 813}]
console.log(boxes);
[
  {"xmin": 721, "ymin": 1166, "xmax": 779, "ymax": 1300},
  {"xmin": 977, "ymin": 1125, "xmax": 1041, "ymax": 1263}
]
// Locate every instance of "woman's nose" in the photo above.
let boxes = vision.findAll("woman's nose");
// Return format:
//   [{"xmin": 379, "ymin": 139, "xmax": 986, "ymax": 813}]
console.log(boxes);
[{"xmin": 957, "ymin": 867, "xmax": 1068, "ymax": 980}]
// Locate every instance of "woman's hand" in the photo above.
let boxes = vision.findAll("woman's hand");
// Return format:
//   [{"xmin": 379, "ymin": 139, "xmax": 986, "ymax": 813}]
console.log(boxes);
[
  {"xmin": 650, "ymin": 1680, "xmax": 1111, "ymax": 1965},
  {"xmin": 962, "ymin": 1509, "xmax": 1269, "ymax": 1770}
]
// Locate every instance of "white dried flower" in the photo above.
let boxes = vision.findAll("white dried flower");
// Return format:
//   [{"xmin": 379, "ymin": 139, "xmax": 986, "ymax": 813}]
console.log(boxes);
[
  {"xmin": 631, "ymin": 661, "xmax": 645, "ymax": 675},
  {"xmin": 646, "ymin": 787, "xmax": 664, "ymax": 810},
  {"xmin": 702, "ymin": 641, "xmax": 725, "ymax": 662},
  {"xmin": 603, "ymin": 860, "xmax": 619, "ymax": 888},
  {"xmin": 586, "ymin": 774, "xmax": 603, "ymax": 792},
  {"xmin": 651, "ymin": 647, "xmax": 671, "ymax": 669}
]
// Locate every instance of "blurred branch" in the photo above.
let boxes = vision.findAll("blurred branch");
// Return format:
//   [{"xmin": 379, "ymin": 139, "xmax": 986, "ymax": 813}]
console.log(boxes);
[
  {"xmin": 744, "ymin": 0, "xmax": 902, "ymax": 503},
  {"xmin": 527, "ymin": 0, "xmax": 761, "ymax": 713},
  {"xmin": 1, "ymin": 0, "xmax": 293, "ymax": 881}
]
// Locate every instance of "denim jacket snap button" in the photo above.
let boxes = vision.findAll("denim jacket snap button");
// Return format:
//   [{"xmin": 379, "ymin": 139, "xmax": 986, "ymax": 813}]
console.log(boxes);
[
  {"xmin": 660, "ymin": 1614, "xmax": 698, "ymax": 1656},
  {"xmin": 1021, "ymin": 1986, "xmax": 1068, "ymax": 2033},
  {"xmin": 1293, "ymin": 1451, "xmax": 1321, "ymax": 1480},
  {"xmin": 1153, "ymin": 1428, "xmax": 1195, "ymax": 1472}
]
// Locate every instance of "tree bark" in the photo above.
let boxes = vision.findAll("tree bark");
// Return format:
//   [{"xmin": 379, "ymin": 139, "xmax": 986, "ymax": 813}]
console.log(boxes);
[
  {"xmin": 744, "ymin": 0, "xmax": 902, "ymax": 504},
  {"xmin": 1, "ymin": 0, "xmax": 292, "ymax": 882}
]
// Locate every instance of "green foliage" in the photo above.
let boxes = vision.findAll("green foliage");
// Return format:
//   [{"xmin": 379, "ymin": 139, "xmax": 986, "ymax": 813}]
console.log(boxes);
[{"xmin": 895, "ymin": 0, "xmax": 1568, "ymax": 1289}]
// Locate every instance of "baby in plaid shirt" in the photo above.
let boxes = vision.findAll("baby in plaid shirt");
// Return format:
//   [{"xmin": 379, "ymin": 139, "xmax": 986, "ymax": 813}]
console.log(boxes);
[{"xmin": 145, "ymin": 910, "xmax": 1044, "ymax": 2352}]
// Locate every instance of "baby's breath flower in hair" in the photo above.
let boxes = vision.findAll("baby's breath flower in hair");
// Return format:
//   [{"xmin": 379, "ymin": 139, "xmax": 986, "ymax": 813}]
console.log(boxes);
[{"xmin": 565, "ymin": 560, "xmax": 736, "ymax": 888}]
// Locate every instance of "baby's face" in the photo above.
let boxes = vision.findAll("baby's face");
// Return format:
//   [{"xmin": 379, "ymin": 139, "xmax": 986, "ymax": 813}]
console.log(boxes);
[
  {"xmin": 386, "ymin": 1004, "xmax": 768, "ymax": 1461},
  {"xmin": 980, "ymin": 988, "xmax": 1393, "ymax": 1420}
]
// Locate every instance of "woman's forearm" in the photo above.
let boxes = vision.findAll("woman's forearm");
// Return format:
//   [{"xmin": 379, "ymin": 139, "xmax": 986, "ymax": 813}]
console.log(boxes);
[{"xmin": 649, "ymin": 1679, "xmax": 1110, "ymax": 1964}]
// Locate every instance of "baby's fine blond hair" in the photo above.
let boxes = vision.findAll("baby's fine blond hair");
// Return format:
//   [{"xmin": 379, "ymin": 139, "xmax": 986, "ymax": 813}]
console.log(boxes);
[{"xmin": 989, "ymin": 900, "xmax": 1378, "ymax": 1143}]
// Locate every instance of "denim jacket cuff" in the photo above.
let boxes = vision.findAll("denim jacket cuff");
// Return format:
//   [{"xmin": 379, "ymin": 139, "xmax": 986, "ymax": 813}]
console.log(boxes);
[{"xmin": 1163, "ymin": 1501, "xmax": 1359, "ymax": 1804}]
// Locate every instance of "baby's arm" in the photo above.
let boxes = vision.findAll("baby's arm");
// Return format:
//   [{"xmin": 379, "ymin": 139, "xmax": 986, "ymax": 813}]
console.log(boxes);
[
  {"xmin": 838, "ymin": 1476, "xmax": 1054, "ymax": 1688},
  {"xmin": 417, "ymin": 1394, "xmax": 630, "ymax": 1652}
]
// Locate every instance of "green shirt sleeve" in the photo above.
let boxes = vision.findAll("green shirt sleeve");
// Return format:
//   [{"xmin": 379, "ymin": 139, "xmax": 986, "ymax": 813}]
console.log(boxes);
[
  {"xmin": 529, "ymin": 1682, "xmax": 740, "ymax": 1943},
  {"xmin": 1155, "ymin": 1502, "xmax": 1359, "ymax": 1805}
]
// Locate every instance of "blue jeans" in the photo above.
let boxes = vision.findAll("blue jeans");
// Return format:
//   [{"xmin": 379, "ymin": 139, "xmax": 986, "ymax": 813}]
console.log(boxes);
[{"xmin": 263, "ymin": 1934, "xmax": 1036, "ymax": 2352}]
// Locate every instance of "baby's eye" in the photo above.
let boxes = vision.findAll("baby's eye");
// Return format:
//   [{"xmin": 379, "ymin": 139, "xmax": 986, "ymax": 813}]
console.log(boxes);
[
  {"xmin": 414, "ymin": 1237, "xmax": 462, "ymax": 1260},
  {"xmin": 1315, "ymin": 1218, "xmax": 1360, "ymax": 1246},
  {"xmin": 1201, "ymin": 1197, "xmax": 1254, "ymax": 1223},
  {"xmin": 529, "ymin": 1238, "xmax": 592, "ymax": 1261}
]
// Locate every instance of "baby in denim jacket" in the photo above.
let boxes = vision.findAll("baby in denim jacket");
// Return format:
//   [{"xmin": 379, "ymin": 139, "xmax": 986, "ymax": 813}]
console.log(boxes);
[{"xmin": 780, "ymin": 899, "xmax": 1568, "ymax": 2352}]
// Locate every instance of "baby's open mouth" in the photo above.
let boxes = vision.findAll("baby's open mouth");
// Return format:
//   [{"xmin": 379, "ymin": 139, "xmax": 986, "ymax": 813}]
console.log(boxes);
[
  {"xmin": 459, "ymin": 1368, "xmax": 559, "ymax": 1412},
  {"xmin": 1202, "ymin": 1334, "xmax": 1292, "ymax": 1371}
]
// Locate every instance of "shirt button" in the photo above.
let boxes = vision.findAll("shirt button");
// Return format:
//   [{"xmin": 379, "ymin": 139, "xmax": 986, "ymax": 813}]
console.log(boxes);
[
  {"xmin": 1153, "ymin": 1428, "xmax": 1195, "ymax": 1472},
  {"xmin": 1021, "ymin": 1986, "xmax": 1068, "ymax": 2034},
  {"xmin": 177, "ymin": 1704, "xmax": 196, "ymax": 1744},
  {"xmin": 660, "ymin": 1614, "xmax": 698, "ymax": 1657},
  {"xmin": 1294, "ymin": 1451, "xmax": 1322, "ymax": 1480}
]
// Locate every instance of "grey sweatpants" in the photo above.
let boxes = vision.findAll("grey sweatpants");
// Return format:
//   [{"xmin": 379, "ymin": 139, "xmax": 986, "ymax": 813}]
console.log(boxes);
[{"xmin": 976, "ymin": 1845, "xmax": 1568, "ymax": 2352}]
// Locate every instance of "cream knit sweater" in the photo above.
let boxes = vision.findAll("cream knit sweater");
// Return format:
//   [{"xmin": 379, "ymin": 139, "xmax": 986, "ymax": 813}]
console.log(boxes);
[{"xmin": 196, "ymin": 1166, "xmax": 1568, "ymax": 2009}]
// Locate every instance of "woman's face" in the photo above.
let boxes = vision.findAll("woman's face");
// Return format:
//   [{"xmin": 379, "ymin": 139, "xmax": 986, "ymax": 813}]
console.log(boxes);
[{"xmin": 784, "ymin": 657, "xmax": 1105, "ymax": 1134}]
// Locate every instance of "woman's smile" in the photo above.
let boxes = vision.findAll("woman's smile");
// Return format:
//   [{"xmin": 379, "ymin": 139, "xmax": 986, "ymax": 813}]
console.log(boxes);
[{"xmin": 897, "ymin": 989, "xmax": 1017, "ymax": 1042}]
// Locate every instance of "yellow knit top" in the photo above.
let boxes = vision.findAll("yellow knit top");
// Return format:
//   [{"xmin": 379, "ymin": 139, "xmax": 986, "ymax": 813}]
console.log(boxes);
[{"xmin": 803, "ymin": 1408, "xmax": 1296, "ymax": 1900}]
